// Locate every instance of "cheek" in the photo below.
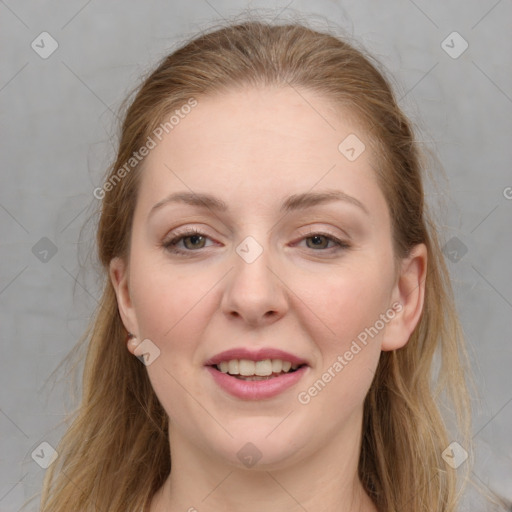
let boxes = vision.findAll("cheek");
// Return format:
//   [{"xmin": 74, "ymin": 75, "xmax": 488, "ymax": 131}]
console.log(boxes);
[
  {"xmin": 128, "ymin": 261, "xmax": 213, "ymax": 414},
  {"xmin": 301, "ymin": 262, "xmax": 392, "ymax": 345},
  {"xmin": 293, "ymin": 257, "xmax": 394, "ymax": 415},
  {"xmin": 296, "ymin": 271, "xmax": 386, "ymax": 418},
  {"xmin": 129, "ymin": 255, "xmax": 212, "ymax": 341}
]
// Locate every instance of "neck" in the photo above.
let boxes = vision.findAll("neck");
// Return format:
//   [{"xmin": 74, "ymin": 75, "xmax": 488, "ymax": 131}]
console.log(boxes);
[{"xmin": 150, "ymin": 411, "xmax": 378, "ymax": 512}]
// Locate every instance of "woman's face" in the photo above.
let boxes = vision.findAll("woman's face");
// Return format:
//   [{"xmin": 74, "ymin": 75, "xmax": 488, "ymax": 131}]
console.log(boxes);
[{"xmin": 111, "ymin": 86, "xmax": 425, "ymax": 470}]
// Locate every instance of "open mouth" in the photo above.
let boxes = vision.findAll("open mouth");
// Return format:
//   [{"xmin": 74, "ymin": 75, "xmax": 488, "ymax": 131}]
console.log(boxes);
[
  {"xmin": 209, "ymin": 359, "xmax": 307, "ymax": 381},
  {"xmin": 205, "ymin": 356, "xmax": 309, "ymax": 399}
]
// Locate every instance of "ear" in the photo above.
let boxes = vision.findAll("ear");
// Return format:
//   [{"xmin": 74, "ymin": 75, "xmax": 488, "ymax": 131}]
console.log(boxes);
[
  {"xmin": 109, "ymin": 256, "xmax": 139, "ymax": 350},
  {"xmin": 381, "ymin": 243, "xmax": 427, "ymax": 351}
]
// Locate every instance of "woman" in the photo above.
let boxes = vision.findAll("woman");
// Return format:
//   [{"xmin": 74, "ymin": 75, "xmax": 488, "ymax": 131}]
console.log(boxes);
[{"xmin": 38, "ymin": 18, "xmax": 474, "ymax": 512}]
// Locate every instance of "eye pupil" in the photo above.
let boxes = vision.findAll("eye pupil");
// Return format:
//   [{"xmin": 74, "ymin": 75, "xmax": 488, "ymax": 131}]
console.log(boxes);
[
  {"xmin": 166, "ymin": 231, "xmax": 346, "ymax": 255},
  {"xmin": 184, "ymin": 235, "xmax": 205, "ymax": 249},
  {"xmin": 307, "ymin": 235, "xmax": 328, "ymax": 249}
]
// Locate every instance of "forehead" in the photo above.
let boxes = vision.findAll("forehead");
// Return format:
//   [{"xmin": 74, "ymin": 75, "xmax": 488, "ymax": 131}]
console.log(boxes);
[
  {"xmin": 153, "ymin": 86, "xmax": 370, "ymax": 163},
  {"xmin": 136, "ymin": 86, "xmax": 386, "ymax": 218}
]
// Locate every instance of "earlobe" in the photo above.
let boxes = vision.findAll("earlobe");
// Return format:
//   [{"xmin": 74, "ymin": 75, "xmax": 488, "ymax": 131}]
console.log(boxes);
[
  {"xmin": 381, "ymin": 243, "xmax": 428, "ymax": 351},
  {"xmin": 126, "ymin": 334, "xmax": 142, "ymax": 355},
  {"xmin": 109, "ymin": 257, "xmax": 139, "ymax": 338}
]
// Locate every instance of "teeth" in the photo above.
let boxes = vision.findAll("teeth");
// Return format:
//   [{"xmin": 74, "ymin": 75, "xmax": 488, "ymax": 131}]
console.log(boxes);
[
  {"xmin": 215, "ymin": 358, "xmax": 301, "ymax": 376},
  {"xmin": 235, "ymin": 375, "xmax": 274, "ymax": 381},
  {"xmin": 239, "ymin": 360, "xmax": 255, "ymax": 376},
  {"xmin": 227, "ymin": 360, "xmax": 239, "ymax": 375},
  {"xmin": 255, "ymin": 359, "xmax": 272, "ymax": 376},
  {"xmin": 282, "ymin": 361, "xmax": 292, "ymax": 372}
]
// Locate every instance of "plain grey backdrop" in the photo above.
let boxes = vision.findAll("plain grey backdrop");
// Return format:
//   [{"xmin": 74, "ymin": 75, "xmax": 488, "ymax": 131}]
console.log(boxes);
[{"xmin": 1, "ymin": 1, "xmax": 511, "ymax": 510}]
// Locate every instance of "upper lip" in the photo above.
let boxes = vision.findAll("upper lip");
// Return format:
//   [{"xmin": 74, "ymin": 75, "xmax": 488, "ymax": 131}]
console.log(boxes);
[{"xmin": 204, "ymin": 348, "xmax": 309, "ymax": 367}]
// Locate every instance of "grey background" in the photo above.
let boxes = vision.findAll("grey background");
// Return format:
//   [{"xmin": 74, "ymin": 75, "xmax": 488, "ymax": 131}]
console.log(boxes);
[{"xmin": 1, "ymin": 1, "xmax": 511, "ymax": 510}]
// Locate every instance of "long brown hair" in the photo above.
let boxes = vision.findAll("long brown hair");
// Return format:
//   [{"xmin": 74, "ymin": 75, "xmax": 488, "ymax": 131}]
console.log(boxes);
[{"xmin": 35, "ymin": 15, "xmax": 472, "ymax": 512}]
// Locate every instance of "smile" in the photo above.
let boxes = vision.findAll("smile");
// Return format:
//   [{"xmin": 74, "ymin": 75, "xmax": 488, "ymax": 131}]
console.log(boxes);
[
  {"xmin": 215, "ymin": 358, "xmax": 302, "ymax": 379},
  {"xmin": 206, "ymin": 361, "xmax": 308, "ymax": 400}
]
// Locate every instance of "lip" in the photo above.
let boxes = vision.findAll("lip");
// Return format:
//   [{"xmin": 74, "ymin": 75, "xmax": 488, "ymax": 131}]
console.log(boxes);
[
  {"xmin": 206, "ymin": 365, "xmax": 308, "ymax": 400},
  {"xmin": 204, "ymin": 347, "xmax": 309, "ymax": 367},
  {"xmin": 204, "ymin": 348, "xmax": 310, "ymax": 400}
]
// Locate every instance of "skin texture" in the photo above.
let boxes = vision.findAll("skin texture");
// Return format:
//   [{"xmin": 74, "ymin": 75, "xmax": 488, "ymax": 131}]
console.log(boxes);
[{"xmin": 110, "ymin": 86, "xmax": 427, "ymax": 512}]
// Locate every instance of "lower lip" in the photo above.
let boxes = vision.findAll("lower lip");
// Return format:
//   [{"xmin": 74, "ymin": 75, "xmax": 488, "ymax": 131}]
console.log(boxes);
[{"xmin": 205, "ymin": 365, "xmax": 308, "ymax": 400}]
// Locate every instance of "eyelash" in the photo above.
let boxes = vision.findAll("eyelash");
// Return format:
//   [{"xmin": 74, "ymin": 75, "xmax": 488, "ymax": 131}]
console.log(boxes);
[{"xmin": 162, "ymin": 228, "xmax": 351, "ymax": 256}]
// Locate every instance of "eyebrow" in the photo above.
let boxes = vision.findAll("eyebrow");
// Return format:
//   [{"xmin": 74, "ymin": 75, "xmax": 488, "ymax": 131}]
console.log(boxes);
[{"xmin": 149, "ymin": 189, "xmax": 369, "ymax": 218}]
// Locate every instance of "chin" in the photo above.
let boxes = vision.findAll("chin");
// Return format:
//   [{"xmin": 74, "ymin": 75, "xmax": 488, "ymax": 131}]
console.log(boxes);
[{"xmin": 206, "ymin": 426, "xmax": 312, "ymax": 471}]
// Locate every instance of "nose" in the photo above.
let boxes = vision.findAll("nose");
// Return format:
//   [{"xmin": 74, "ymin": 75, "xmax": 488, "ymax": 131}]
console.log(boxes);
[{"xmin": 220, "ymin": 240, "xmax": 289, "ymax": 328}]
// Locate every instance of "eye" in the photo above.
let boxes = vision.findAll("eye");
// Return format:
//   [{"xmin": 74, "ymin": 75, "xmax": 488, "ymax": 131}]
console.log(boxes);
[
  {"xmin": 297, "ymin": 231, "xmax": 351, "ymax": 252},
  {"xmin": 162, "ymin": 228, "xmax": 215, "ymax": 254},
  {"xmin": 162, "ymin": 228, "xmax": 351, "ymax": 256}
]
